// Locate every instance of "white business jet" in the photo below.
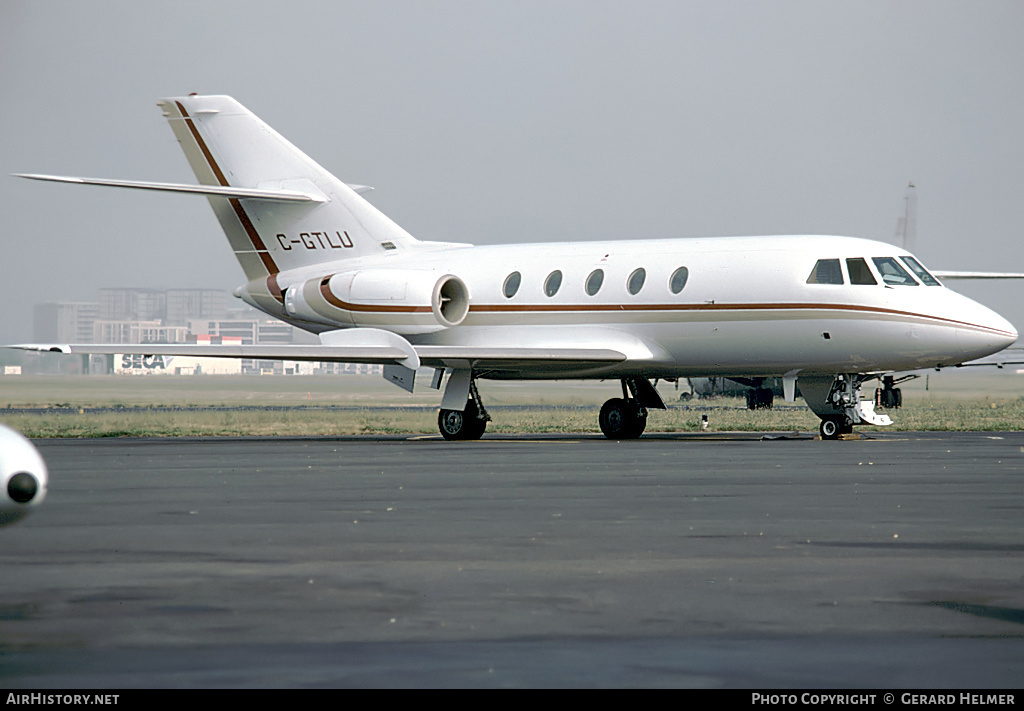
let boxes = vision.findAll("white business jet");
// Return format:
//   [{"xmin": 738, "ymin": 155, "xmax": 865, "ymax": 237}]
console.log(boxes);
[{"xmin": 13, "ymin": 95, "xmax": 1018, "ymax": 440}]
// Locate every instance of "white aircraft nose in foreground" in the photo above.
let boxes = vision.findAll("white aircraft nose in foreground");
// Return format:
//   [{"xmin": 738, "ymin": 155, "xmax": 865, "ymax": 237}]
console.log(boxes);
[
  {"xmin": 0, "ymin": 425, "xmax": 48, "ymax": 526},
  {"xmin": 13, "ymin": 95, "xmax": 1018, "ymax": 439}
]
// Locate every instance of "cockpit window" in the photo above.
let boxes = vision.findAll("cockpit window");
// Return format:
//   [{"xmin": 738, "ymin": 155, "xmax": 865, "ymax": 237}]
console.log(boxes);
[
  {"xmin": 806, "ymin": 259, "xmax": 844, "ymax": 284},
  {"xmin": 900, "ymin": 256, "xmax": 941, "ymax": 286},
  {"xmin": 872, "ymin": 257, "xmax": 918, "ymax": 286},
  {"xmin": 846, "ymin": 258, "xmax": 877, "ymax": 285}
]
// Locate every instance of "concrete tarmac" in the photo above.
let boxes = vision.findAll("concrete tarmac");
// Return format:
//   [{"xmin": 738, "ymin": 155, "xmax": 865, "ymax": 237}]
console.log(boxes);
[{"xmin": 1, "ymin": 431, "xmax": 1022, "ymax": 688}]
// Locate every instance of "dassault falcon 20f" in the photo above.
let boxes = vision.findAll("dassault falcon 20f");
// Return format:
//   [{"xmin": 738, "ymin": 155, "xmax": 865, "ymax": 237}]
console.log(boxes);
[{"xmin": 13, "ymin": 95, "xmax": 1018, "ymax": 440}]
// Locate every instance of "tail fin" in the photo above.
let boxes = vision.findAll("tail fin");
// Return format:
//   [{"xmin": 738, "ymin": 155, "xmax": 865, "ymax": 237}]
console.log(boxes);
[{"xmin": 158, "ymin": 95, "xmax": 419, "ymax": 280}]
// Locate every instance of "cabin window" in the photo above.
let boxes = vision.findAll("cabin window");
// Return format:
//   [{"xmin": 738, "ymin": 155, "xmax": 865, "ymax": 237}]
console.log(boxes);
[
  {"xmin": 900, "ymin": 256, "xmax": 941, "ymax": 286},
  {"xmin": 806, "ymin": 259, "xmax": 844, "ymax": 284},
  {"xmin": 503, "ymin": 271, "xmax": 521, "ymax": 298},
  {"xmin": 627, "ymin": 268, "xmax": 646, "ymax": 295},
  {"xmin": 872, "ymin": 257, "xmax": 918, "ymax": 286},
  {"xmin": 669, "ymin": 267, "xmax": 689, "ymax": 294},
  {"xmin": 846, "ymin": 258, "xmax": 877, "ymax": 285},
  {"xmin": 585, "ymin": 269, "xmax": 604, "ymax": 296},
  {"xmin": 544, "ymin": 270, "xmax": 563, "ymax": 297}
]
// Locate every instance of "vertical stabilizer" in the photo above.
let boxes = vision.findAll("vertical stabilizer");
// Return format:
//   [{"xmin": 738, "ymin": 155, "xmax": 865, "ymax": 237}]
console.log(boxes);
[{"xmin": 158, "ymin": 95, "xmax": 419, "ymax": 281}]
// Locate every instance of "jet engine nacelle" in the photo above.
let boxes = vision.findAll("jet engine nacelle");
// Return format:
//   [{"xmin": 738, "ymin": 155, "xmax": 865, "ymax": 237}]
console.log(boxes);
[
  {"xmin": 283, "ymin": 269, "xmax": 470, "ymax": 335},
  {"xmin": 0, "ymin": 424, "xmax": 48, "ymax": 527}
]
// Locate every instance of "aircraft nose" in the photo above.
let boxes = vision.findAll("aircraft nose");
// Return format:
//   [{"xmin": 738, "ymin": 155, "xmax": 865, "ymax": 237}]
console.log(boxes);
[{"xmin": 956, "ymin": 304, "xmax": 1017, "ymax": 360}]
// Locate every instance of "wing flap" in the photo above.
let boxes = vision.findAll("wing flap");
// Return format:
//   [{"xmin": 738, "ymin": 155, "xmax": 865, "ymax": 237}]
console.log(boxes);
[{"xmin": 414, "ymin": 346, "xmax": 627, "ymax": 367}]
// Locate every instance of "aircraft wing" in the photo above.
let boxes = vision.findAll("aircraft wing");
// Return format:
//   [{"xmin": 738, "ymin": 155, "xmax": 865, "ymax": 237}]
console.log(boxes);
[
  {"xmin": 415, "ymin": 346, "xmax": 628, "ymax": 380},
  {"xmin": 932, "ymin": 270, "xmax": 1024, "ymax": 280},
  {"xmin": 949, "ymin": 346, "xmax": 1024, "ymax": 369},
  {"xmin": 889, "ymin": 345, "xmax": 1024, "ymax": 374},
  {"xmin": 8, "ymin": 342, "xmax": 628, "ymax": 389},
  {"xmin": 12, "ymin": 343, "xmax": 625, "ymax": 364},
  {"xmin": 12, "ymin": 342, "xmax": 412, "ymax": 363}
]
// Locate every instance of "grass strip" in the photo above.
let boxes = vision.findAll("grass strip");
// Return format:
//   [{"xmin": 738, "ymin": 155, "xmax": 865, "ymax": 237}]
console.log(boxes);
[{"xmin": 3, "ymin": 398, "xmax": 1023, "ymax": 438}]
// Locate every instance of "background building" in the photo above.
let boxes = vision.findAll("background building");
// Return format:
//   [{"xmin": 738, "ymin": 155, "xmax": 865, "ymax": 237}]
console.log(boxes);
[
  {"xmin": 26, "ymin": 287, "xmax": 377, "ymax": 376},
  {"xmin": 99, "ymin": 288, "xmax": 165, "ymax": 322},
  {"xmin": 33, "ymin": 302, "xmax": 98, "ymax": 343},
  {"xmin": 165, "ymin": 289, "xmax": 229, "ymax": 326}
]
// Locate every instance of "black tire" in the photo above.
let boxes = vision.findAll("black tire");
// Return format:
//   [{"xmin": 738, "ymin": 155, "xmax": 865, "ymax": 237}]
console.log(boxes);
[
  {"xmin": 625, "ymin": 400, "xmax": 647, "ymax": 439},
  {"xmin": 747, "ymin": 388, "xmax": 774, "ymax": 410},
  {"xmin": 819, "ymin": 417, "xmax": 841, "ymax": 440},
  {"xmin": 879, "ymin": 387, "xmax": 902, "ymax": 409},
  {"xmin": 599, "ymin": 398, "xmax": 646, "ymax": 439},
  {"xmin": 438, "ymin": 400, "xmax": 487, "ymax": 440}
]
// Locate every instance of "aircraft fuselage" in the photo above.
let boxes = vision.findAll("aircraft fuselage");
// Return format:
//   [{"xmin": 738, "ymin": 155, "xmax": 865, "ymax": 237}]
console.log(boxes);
[{"xmin": 240, "ymin": 233, "xmax": 1016, "ymax": 381}]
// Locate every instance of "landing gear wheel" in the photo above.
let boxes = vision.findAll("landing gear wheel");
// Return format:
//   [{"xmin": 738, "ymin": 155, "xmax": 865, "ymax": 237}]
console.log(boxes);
[
  {"xmin": 876, "ymin": 387, "xmax": 902, "ymax": 409},
  {"xmin": 599, "ymin": 398, "xmax": 647, "ymax": 439},
  {"xmin": 438, "ymin": 400, "xmax": 487, "ymax": 441},
  {"xmin": 819, "ymin": 416, "xmax": 853, "ymax": 440},
  {"xmin": 819, "ymin": 417, "xmax": 841, "ymax": 440},
  {"xmin": 746, "ymin": 388, "xmax": 774, "ymax": 410},
  {"xmin": 876, "ymin": 375, "xmax": 903, "ymax": 410}
]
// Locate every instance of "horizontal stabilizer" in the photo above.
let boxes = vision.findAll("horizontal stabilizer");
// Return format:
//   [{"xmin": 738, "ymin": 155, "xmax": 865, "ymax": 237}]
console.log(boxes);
[
  {"xmin": 11, "ymin": 173, "xmax": 360, "ymax": 202},
  {"xmin": 14, "ymin": 173, "xmax": 326, "ymax": 203}
]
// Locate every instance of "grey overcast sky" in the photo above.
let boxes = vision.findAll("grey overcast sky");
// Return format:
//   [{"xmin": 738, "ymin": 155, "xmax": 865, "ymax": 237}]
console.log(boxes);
[{"xmin": 2, "ymin": 0, "xmax": 1023, "ymax": 342}]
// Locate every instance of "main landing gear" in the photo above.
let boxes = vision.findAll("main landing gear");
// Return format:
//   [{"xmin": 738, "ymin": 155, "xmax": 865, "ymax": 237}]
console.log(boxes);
[
  {"xmin": 599, "ymin": 398, "xmax": 647, "ymax": 439},
  {"xmin": 435, "ymin": 374, "xmax": 667, "ymax": 441},
  {"xmin": 874, "ymin": 375, "xmax": 904, "ymax": 410},
  {"xmin": 745, "ymin": 385, "xmax": 774, "ymax": 410},
  {"xmin": 430, "ymin": 374, "xmax": 680, "ymax": 441},
  {"xmin": 598, "ymin": 378, "xmax": 667, "ymax": 439},
  {"xmin": 438, "ymin": 379, "xmax": 490, "ymax": 440}
]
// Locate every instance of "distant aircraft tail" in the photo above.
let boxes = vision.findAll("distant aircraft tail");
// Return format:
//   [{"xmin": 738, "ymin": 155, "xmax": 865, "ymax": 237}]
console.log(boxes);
[{"xmin": 158, "ymin": 95, "xmax": 420, "ymax": 281}]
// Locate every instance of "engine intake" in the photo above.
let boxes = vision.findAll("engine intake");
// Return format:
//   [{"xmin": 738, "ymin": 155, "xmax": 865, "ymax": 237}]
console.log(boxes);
[{"xmin": 432, "ymin": 274, "xmax": 470, "ymax": 328}]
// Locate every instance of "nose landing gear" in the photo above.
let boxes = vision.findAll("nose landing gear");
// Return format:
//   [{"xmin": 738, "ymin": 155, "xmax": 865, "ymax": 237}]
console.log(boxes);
[
  {"xmin": 818, "ymin": 415, "xmax": 853, "ymax": 440},
  {"xmin": 805, "ymin": 374, "xmax": 894, "ymax": 440}
]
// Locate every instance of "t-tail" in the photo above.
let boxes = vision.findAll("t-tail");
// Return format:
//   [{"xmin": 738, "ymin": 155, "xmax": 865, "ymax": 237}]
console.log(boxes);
[
  {"xmin": 18, "ymin": 95, "xmax": 425, "ymax": 317},
  {"xmin": 159, "ymin": 95, "xmax": 420, "ymax": 279}
]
